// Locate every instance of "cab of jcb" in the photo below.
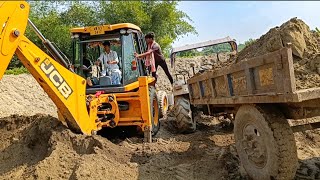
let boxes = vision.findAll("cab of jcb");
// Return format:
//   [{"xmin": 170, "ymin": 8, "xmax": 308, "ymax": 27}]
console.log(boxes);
[{"xmin": 70, "ymin": 23, "xmax": 149, "ymax": 94}]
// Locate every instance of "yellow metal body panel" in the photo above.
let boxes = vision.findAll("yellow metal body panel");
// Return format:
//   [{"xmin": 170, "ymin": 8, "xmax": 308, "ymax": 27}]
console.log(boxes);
[
  {"xmin": 123, "ymin": 76, "xmax": 155, "ymax": 91},
  {"xmin": 71, "ymin": 23, "xmax": 141, "ymax": 35},
  {"xmin": 138, "ymin": 77, "xmax": 152, "ymax": 130},
  {"xmin": 0, "ymin": 1, "xmax": 29, "ymax": 79},
  {"xmin": 93, "ymin": 77, "xmax": 153, "ymax": 131},
  {"xmin": 0, "ymin": 1, "xmax": 155, "ymax": 138},
  {"xmin": 16, "ymin": 35, "xmax": 98, "ymax": 134}
]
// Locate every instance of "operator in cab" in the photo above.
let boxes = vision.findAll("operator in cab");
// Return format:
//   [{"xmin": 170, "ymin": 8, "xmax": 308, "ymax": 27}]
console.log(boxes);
[
  {"xmin": 97, "ymin": 41, "xmax": 121, "ymax": 85},
  {"xmin": 87, "ymin": 41, "xmax": 121, "ymax": 87}
]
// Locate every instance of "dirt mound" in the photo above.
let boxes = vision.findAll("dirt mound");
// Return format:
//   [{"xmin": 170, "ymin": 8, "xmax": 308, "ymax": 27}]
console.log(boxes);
[
  {"xmin": 0, "ymin": 114, "xmax": 244, "ymax": 180},
  {"xmin": 1, "ymin": 114, "xmax": 319, "ymax": 180},
  {"xmin": 155, "ymin": 57, "xmax": 202, "ymax": 92},
  {"xmin": 155, "ymin": 53, "xmax": 234, "ymax": 93},
  {"xmin": 0, "ymin": 74, "xmax": 242, "ymax": 179},
  {"xmin": 1, "ymin": 24, "xmax": 320, "ymax": 179},
  {"xmin": 0, "ymin": 74, "xmax": 57, "ymax": 117},
  {"xmin": 235, "ymin": 17, "xmax": 320, "ymax": 89},
  {"xmin": 0, "ymin": 114, "xmax": 137, "ymax": 179}
]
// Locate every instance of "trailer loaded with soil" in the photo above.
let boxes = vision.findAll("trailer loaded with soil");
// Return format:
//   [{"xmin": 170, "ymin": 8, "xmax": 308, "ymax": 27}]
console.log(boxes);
[{"xmin": 170, "ymin": 18, "xmax": 320, "ymax": 179}]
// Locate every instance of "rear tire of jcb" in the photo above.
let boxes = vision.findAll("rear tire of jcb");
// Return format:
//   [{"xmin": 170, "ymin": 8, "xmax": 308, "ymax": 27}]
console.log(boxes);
[
  {"xmin": 173, "ymin": 96, "xmax": 196, "ymax": 133},
  {"xmin": 157, "ymin": 90, "xmax": 168, "ymax": 118},
  {"xmin": 149, "ymin": 86, "xmax": 160, "ymax": 136},
  {"xmin": 234, "ymin": 105, "xmax": 298, "ymax": 180}
]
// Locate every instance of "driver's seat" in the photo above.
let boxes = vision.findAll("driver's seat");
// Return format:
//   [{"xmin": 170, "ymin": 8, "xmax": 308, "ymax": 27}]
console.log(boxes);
[{"xmin": 99, "ymin": 76, "xmax": 112, "ymax": 86}]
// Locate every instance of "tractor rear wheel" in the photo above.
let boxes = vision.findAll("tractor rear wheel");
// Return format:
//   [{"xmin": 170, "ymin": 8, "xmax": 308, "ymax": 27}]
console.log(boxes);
[
  {"xmin": 172, "ymin": 96, "xmax": 196, "ymax": 133},
  {"xmin": 234, "ymin": 105, "xmax": 298, "ymax": 180}
]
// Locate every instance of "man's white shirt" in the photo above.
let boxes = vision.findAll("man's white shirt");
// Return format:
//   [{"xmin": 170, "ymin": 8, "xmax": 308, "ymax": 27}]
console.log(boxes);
[{"xmin": 98, "ymin": 50, "xmax": 119, "ymax": 71}]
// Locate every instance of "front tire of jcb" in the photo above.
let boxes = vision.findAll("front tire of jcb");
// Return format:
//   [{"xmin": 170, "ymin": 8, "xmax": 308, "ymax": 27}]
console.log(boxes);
[
  {"xmin": 173, "ymin": 96, "xmax": 196, "ymax": 133},
  {"xmin": 157, "ymin": 90, "xmax": 168, "ymax": 118},
  {"xmin": 234, "ymin": 105, "xmax": 298, "ymax": 180},
  {"xmin": 149, "ymin": 86, "xmax": 160, "ymax": 136}
]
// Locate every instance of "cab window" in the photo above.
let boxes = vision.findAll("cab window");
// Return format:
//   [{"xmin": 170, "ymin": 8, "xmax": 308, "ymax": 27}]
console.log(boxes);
[{"xmin": 122, "ymin": 33, "xmax": 139, "ymax": 85}]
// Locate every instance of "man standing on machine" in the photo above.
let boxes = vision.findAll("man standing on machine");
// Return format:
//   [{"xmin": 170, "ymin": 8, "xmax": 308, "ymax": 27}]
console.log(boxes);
[{"xmin": 134, "ymin": 32, "xmax": 173, "ymax": 86}]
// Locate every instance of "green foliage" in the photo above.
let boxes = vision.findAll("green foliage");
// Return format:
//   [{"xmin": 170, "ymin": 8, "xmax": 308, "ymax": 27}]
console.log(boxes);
[
  {"xmin": 236, "ymin": 38, "xmax": 256, "ymax": 52},
  {"xmin": 176, "ymin": 42, "xmax": 234, "ymax": 57},
  {"xmin": 316, "ymin": 27, "xmax": 320, "ymax": 34},
  {"xmin": 8, "ymin": 1, "xmax": 196, "ymax": 69},
  {"xmin": 5, "ymin": 67, "xmax": 29, "ymax": 75},
  {"xmin": 202, "ymin": 43, "xmax": 232, "ymax": 56},
  {"xmin": 244, "ymin": 38, "xmax": 256, "ymax": 47},
  {"xmin": 238, "ymin": 44, "xmax": 246, "ymax": 51},
  {"xmin": 8, "ymin": 55, "xmax": 23, "ymax": 69},
  {"xmin": 98, "ymin": 1, "xmax": 196, "ymax": 55},
  {"xmin": 177, "ymin": 49, "xmax": 201, "ymax": 57}
]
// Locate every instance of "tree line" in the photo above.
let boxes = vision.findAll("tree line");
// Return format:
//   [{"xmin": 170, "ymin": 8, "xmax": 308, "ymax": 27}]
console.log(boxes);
[
  {"xmin": 9, "ymin": 0, "xmax": 197, "ymax": 69},
  {"xmin": 8, "ymin": 1, "xmax": 257, "ymax": 70}
]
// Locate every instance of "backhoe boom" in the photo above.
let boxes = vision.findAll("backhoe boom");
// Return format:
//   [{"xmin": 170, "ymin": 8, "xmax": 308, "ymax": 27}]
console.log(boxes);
[{"xmin": 0, "ymin": 1, "xmax": 98, "ymax": 135}]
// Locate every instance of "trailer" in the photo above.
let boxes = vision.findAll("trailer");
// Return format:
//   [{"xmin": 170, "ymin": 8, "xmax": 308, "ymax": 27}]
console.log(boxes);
[{"xmin": 170, "ymin": 40, "xmax": 320, "ymax": 179}]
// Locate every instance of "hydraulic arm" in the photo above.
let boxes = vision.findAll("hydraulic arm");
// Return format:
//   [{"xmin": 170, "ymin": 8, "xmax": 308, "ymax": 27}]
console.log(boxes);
[{"xmin": 0, "ymin": 1, "xmax": 98, "ymax": 134}]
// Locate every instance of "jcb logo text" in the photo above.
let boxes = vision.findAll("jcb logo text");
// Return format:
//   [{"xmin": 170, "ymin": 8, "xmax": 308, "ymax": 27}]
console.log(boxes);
[{"xmin": 40, "ymin": 59, "xmax": 73, "ymax": 99}]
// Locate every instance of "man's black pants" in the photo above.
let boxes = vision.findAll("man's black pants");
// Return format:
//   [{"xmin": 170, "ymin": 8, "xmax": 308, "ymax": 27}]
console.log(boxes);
[{"xmin": 151, "ymin": 60, "xmax": 174, "ymax": 84}]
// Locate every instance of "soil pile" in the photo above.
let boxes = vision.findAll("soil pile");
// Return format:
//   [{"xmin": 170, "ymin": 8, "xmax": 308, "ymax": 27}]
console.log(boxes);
[
  {"xmin": 235, "ymin": 17, "xmax": 320, "ymax": 89},
  {"xmin": 1, "ymin": 22, "xmax": 320, "ymax": 179},
  {"xmin": 0, "ymin": 71, "xmax": 319, "ymax": 179},
  {"xmin": 0, "ymin": 74, "xmax": 57, "ymax": 117},
  {"xmin": 0, "ymin": 114, "xmax": 138, "ymax": 179},
  {"xmin": 159, "ymin": 18, "xmax": 320, "ymax": 91},
  {"xmin": 0, "ymin": 74, "xmax": 243, "ymax": 180},
  {"xmin": 155, "ymin": 57, "xmax": 203, "ymax": 92},
  {"xmin": 156, "ymin": 52, "xmax": 235, "ymax": 93}
]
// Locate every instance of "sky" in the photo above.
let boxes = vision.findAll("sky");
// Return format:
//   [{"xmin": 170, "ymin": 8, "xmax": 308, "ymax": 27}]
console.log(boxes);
[{"xmin": 172, "ymin": 1, "xmax": 320, "ymax": 47}]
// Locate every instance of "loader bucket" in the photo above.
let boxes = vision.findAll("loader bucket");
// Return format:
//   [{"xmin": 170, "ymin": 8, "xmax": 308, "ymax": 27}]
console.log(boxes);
[{"xmin": 0, "ymin": 1, "xmax": 29, "ymax": 79}]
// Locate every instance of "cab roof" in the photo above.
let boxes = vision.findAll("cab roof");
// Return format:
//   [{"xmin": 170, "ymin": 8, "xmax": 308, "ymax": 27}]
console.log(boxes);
[{"xmin": 70, "ymin": 23, "xmax": 141, "ymax": 35}]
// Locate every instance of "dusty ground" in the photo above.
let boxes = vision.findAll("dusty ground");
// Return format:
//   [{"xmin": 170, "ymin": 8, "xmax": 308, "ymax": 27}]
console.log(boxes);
[
  {"xmin": 0, "ymin": 75, "xmax": 57, "ymax": 118},
  {"xmin": 0, "ymin": 17, "xmax": 319, "ymax": 180},
  {"xmin": 0, "ymin": 74, "xmax": 242, "ymax": 180},
  {"xmin": 0, "ymin": 72, "xmax": 319, "ymax": 180}
]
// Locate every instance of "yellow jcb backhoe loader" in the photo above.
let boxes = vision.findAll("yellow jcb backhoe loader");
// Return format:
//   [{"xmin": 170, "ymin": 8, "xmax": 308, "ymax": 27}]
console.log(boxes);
[{"xmin": 0, "ymin": 1, "xmax": 168, "ymax": 142}]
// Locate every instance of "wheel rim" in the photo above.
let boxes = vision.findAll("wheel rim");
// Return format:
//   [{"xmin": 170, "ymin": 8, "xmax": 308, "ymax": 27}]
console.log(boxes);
[
  {"xmin": 153, "ymin": 97, "xmax": 159, "ymax": 126},
  {"xmin": 241, "ymin": 124, "xmax": 267, "ymax": 168}
]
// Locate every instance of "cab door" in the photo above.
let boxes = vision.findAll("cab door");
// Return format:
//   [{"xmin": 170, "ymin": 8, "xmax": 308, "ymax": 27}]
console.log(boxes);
[
  {"xmin": 134, "ymin": 32, "xmax": 148, "ymax": 76},
  {"xmin": 122, "ymin": 33, "xmax": 140, "ymax": 85}
]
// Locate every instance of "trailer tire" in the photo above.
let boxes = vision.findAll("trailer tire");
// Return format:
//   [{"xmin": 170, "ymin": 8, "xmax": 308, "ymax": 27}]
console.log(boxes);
[
  {"xmin": 172, "ymin": 96, "xmax": 196, "ymax": 133},
  {"xmin": 157, "ymin": 90, "xmax": 168, "ymax": 118},
  {"xmin": 234, "ymin": 105, "xmax": 298, "ymax": 180},
  {"xmin": 149, "ymin": 86, "xmax": 160, "ymax": 136}
]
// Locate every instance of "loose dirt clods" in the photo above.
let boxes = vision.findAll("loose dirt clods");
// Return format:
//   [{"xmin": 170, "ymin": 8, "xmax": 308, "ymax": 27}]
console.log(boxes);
[
  {"xmin": 0, "ymin": 74, "xmax": 244, "ymax": 180},
  {"xmin": 234, "ymin": 17, "xmax": 320, "ymax": 89},
  {"xmin": 0, "ymin": 17, "xmax": 320, "ymax": 180}
]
